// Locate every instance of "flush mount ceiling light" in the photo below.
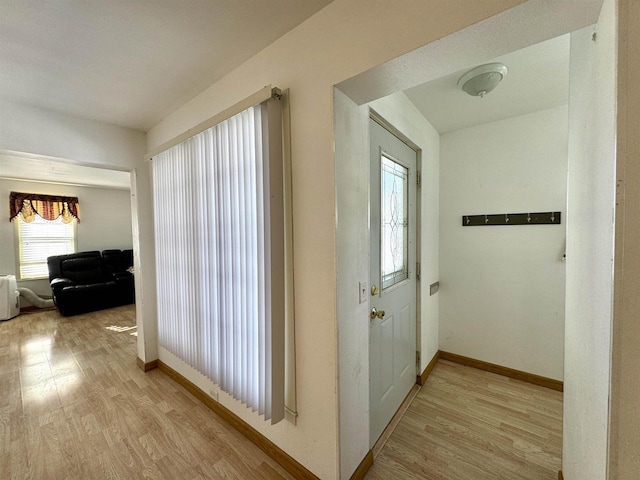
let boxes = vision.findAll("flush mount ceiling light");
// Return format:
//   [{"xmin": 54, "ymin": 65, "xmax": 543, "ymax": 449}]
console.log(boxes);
[{"xmin": 458, "ymin": 63, "xmax": 508, "ymax": 98}]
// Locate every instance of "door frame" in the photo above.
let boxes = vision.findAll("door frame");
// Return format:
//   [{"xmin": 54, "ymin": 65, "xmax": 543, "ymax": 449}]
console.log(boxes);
[{"xmin": 368, "ymin": 108, "xmax": 423, "ymax": 441}]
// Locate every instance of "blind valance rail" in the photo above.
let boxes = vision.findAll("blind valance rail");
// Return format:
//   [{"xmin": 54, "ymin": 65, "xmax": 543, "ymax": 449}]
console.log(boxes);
[
  {"xmin": 146, "ymin": 86, "xmax": 279, "ymax": 161},
  {"xmin": 9, "ymin": 191, "xmax": 80, "ymax": 223}
]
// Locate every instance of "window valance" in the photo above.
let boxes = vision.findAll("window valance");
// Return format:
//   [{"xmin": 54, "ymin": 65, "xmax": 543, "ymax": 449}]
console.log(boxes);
[{"xmin": 9, "ymin": 191, "xmax": 80, "ymax": 224}]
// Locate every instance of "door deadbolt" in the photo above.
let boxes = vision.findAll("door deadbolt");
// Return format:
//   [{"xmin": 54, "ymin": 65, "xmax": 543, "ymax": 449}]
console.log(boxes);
[
  {"xmin": 370, "ymin": 307, "xmax": 385, "ymax": 320},
  {"xmin": 370, "ymin": 284, "xmax": 379, "ymax": 296}
]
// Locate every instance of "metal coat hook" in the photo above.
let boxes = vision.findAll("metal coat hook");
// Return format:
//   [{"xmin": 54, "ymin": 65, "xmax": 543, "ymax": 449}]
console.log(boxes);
[{"xmin": 462, "ymin": 211, "xmax": 561, "ymax": 226}]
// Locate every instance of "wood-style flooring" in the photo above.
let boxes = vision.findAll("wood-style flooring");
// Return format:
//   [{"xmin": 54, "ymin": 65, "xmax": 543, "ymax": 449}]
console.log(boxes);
[
  {"xmin": 365, "ymin": 360, "xmax": 563, "ymax": 480},
  {"xmin": 0, "ymin": 305, "xmax": 563, "ymax": 479},
  {"xmin": 0, "ymin": 305, "xmax": 294, "ymax": 479}
]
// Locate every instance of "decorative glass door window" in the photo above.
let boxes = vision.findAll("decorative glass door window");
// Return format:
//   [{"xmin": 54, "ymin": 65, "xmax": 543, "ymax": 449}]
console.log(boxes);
[{"xmin": 381, "ymin": 154, "xmax": 408, "ymax": 289}]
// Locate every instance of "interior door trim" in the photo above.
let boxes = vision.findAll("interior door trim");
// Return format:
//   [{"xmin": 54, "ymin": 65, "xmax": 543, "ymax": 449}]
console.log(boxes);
[
  {"xmin": 370, "ymin": 108, "xmax": 420, "ymax": 152},
  {"xmin": 369, "ymin": 110, "xmax": 423, "ymax": 373},
  {"xmin": 368, "ymin": 113, "xmax": 423, "ymax": 447}
]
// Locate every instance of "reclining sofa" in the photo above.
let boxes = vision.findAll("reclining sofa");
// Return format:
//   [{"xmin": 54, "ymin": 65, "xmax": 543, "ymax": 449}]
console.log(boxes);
[{"xmin": 47, "ymin": 249, "xmax": 135, "ymax": 316}]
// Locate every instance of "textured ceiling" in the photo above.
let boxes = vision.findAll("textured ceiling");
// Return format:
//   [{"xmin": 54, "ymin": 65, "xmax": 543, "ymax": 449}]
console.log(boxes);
[
  {"xmin": 404, "ymin": 34, "xmax": 570, "ymax": 134},
  {"xmin": 0, "ymin": 0, "xmax": 333, "ymax": 131}
]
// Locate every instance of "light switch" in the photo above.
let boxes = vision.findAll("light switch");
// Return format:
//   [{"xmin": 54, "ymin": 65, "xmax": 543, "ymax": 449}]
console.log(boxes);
[{"xmin": 359, "ymin": 281, "xmax": 368, "ymax": 304}]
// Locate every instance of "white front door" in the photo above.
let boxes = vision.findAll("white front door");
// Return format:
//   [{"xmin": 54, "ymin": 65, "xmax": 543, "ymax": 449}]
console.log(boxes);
[{"xmin": 369, "ymin": 118, "xmax": 418, "ymax": 447}]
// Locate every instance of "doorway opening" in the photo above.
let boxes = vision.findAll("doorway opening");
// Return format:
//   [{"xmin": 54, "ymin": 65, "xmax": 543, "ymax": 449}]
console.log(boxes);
[
  {"xmin": 0, "ymin": 150, "xmax": 135, "ymax": 318},
  {"xmin": 364, "ymin": 31, "xmax": 570, "ymax": 464},
  {"xmin": 334, "ymin": 0, "xmax": 616, "ymax": 478}
]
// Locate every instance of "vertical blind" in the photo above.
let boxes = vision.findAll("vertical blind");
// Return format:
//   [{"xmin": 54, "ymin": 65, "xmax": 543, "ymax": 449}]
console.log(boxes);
[{"xmin": 152, "ymin": 95, "xmax": 285, "ymax": 424}]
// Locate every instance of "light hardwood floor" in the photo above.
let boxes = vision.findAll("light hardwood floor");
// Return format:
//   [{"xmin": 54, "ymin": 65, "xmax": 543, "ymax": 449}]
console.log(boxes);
[
  {"xmin": 1, "ymin": 305, "xmax": 563, "ymax": 479},
  {"xmin": 365, "ymin": 360, "xmax": 563, "ymax": 480},
  {"xmin": 0, "ymin": 305, "xmax": 294, "ymax": 479}
]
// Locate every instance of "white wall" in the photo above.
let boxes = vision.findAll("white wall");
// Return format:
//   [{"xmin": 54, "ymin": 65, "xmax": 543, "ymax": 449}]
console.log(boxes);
[
  {"xmin": 0, "ymin": 99, "xmax": 145, "ymax": 171},
  {"xmin": 146, "ymin": 1, "xmax": 520, "ymax": 478},
  {"xmin": 130, "ymin": 165, "xmax": 158, "ymax": 364},
  {"xmin": 334, "ymin": 89, "xmax": 370, "ymax": 479},
  {"xmin": 563, "ymin": 0, "xmax": 617, "ymax": 476},
  {"xmin": 439, "ymin": 105, "xmax": 568, "ymax": 381},
  {"xmin": 334, "ymin": 90, "xmax": 439, "ymax": 478},
  {"xmin": 0, "ymin": 178, "xmax": 133, "ymax": 303}
]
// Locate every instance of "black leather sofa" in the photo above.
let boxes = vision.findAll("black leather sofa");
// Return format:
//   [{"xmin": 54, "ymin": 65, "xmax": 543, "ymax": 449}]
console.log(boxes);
[{"xmin": 47, "ymin": 250, "xmax": 135, "ymax": 316}]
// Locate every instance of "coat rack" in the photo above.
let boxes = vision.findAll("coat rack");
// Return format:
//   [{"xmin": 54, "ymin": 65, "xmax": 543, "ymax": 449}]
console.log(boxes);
[{"xmin": 462, "ymin": 211, "xmax": 561, "ymax": 226}]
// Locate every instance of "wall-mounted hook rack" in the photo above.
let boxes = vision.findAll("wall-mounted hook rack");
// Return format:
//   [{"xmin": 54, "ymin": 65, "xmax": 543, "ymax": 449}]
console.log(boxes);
[{"xmin": 462, "ymin": 211, "xmax": 561, "ymax": 226}]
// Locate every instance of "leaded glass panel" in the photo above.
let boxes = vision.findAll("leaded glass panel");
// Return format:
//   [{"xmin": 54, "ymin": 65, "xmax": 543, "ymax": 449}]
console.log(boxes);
[{"xmin": 381, "ymin": 154, "xmax": 408, "ymax": 289}]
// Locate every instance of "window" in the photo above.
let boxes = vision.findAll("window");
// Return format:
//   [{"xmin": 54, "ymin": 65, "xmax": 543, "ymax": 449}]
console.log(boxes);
[
  {"xmin": 381, "ymin": 154, "xmax": 409, "ymax": 289},
  {"xmin": 15, "ymin": 215, "xmax": 76, "ymax": 280},
  {"xmin": 152, "ymin": 87, "xmax": 286, "ymax": 424}
]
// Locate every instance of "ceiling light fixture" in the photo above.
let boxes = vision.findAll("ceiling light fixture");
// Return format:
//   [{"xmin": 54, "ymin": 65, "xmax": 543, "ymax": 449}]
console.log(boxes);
[{"xmin": 457, "ymin": 63, "xmax": 508, "ymax": 98}]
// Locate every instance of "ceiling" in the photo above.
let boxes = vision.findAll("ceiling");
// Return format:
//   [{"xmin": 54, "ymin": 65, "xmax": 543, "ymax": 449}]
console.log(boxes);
[
  {"xmin": 404, "ymin": 34, "xmax": 570, "ymax": 134},
  {"xmin": 1, "ymin": 3, "xmax": 567, "ymax": 188},
  {"xmin": 0, "ymin": 0, "xmax": 332, "ymax": 189},
  {"xmin": 0, "ymin": 153, "xmax": 131, "ymax": 190},
  {"xmin": 0, "ymin": 0, "xmax": 333, "ymax": 132}
]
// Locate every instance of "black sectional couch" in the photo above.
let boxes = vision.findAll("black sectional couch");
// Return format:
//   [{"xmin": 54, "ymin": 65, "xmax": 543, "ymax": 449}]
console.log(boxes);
[{"xmin": 47, "ymin": 249, "xmax": 135, "ymax": 316}]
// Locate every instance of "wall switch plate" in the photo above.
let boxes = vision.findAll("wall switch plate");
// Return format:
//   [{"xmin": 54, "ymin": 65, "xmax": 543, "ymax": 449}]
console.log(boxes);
[
  {"xmin": 430, "ymin": 281, "xmax": 440, "ymax": 296},
  {"xmin": 359, "ymin": 281, "xmax": 368, "ymax": 304}
]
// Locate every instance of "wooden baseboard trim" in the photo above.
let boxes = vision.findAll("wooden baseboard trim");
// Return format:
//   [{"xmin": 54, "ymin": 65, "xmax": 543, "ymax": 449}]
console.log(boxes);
[
  {"xmin": 157, "ymin": 360, "xmax": 319, "ymax": 480},
  {"xmin": 417, "ymin": 350, "xmax": 440, "ymax": 386},
  {"xmin": 558, "ymin": 470, "xmax": 563, "ymax": 480},
  {"xmin": 136, "ymin": 357, "xmax": 158, "ymax": 372},
  {"xmin": 439, "ymin": 351, "xmax": 563, "ymax": 392},
  {"xmin": 20, "ymin": 306, "xmax": 39, "ymax": 313},
  {"xmin": 349, "ymin": 450, "xmax": 373, "ymax": 480},
  {"xmin": 20, "ymin": 305, "xmax": 55, "ymax": 313}
]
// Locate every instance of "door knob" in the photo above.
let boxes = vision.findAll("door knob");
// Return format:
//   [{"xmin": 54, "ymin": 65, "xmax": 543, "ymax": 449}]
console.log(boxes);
[{"xmin": 370, "ymin": 307, "xmax": 386, "ymax": 320}]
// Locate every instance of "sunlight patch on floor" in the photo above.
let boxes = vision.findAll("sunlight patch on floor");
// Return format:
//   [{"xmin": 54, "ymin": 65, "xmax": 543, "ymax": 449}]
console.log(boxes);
[{"xmin": 106, "ymin": 325, "xmax": 137, "ymax": 333}]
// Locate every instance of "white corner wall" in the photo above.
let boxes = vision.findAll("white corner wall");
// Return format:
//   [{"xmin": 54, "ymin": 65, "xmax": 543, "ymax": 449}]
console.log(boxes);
[
  {"xmin": 0, "ymin": 178, "xmax": 133, "ymax": 302},
  {"xmin": 563, "ymin": 0, "xmax": 616, "ymax": 476},
  {"xmin": 334, "ymin": 89, "xmax": 370, "ymax": 480},
  {"xmin": 335, "ymin": 90, "xmax": 439, "ymax": 479},
  {"xmin": 439, "ymin": 105, "xmax": 568, "ymax": 381},
  {"xmin": 146, "ymin": 2, "xmax": 519, "ymax": 478}
]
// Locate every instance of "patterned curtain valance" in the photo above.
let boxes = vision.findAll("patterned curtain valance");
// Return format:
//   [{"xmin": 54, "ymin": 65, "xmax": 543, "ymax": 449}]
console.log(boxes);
[{"xmin": 9, "ymin": 191, "xmax": 80, "ymax": 224}]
